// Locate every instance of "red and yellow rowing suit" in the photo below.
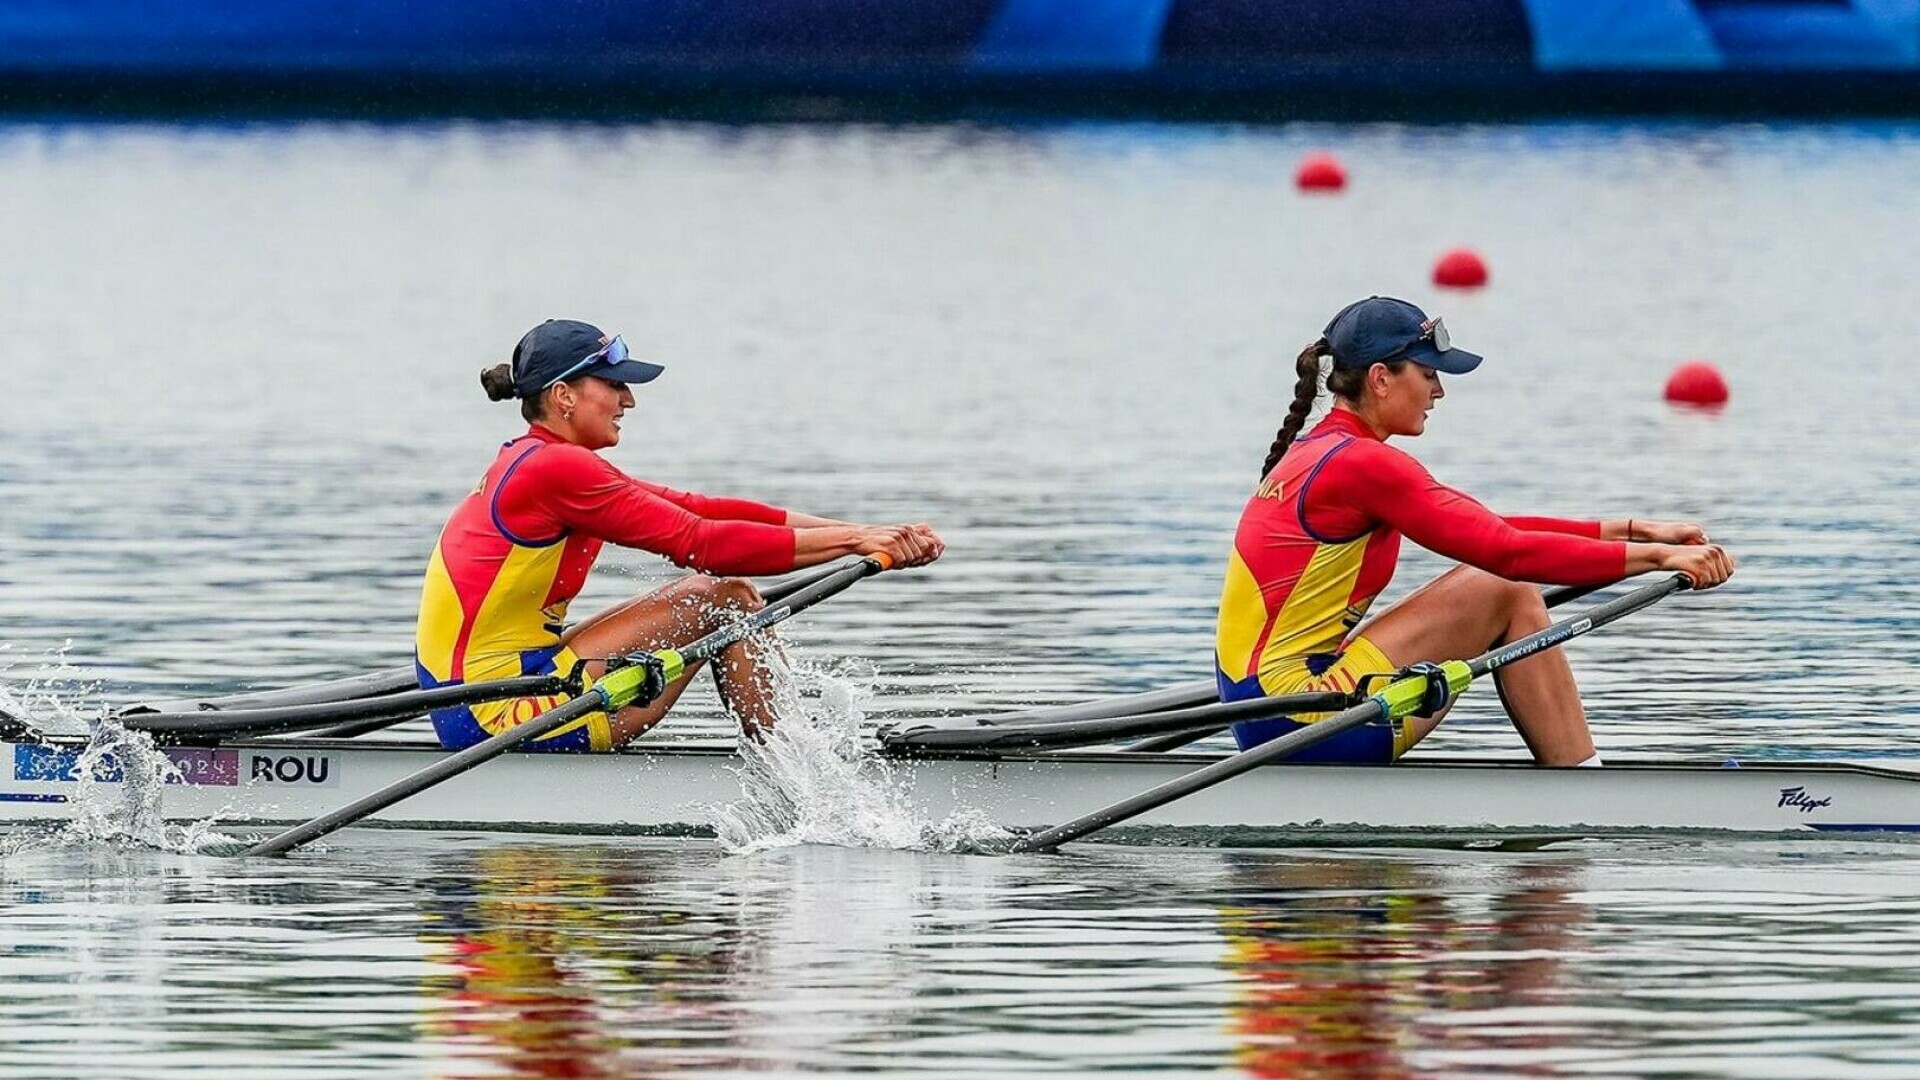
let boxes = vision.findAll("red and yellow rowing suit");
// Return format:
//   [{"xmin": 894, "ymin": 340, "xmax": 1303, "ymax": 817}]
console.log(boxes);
[
  {"xmin": 1215, "ymin": 408, "xmax": 1625, "ymax": 763},
  {"xmin": 415, "ymin": 425, "xmax": 798, "ymax": 752}
]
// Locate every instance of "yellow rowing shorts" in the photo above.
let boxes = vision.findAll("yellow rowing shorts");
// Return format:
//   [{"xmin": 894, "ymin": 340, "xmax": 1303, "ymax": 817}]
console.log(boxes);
[{"xmin": 428, "ymin": 645, "xmax": 612, "ymax": 754}]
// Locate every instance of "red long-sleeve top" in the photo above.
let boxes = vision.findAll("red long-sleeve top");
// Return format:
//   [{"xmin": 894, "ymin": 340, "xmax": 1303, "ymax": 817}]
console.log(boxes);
[
  {"xmin": 1216, "ymin": 408, "xmax": 1625, "ymax": 694},
  {"xmin": 415, "ymin": 426, "xmax": 797, "ymax": 685}
]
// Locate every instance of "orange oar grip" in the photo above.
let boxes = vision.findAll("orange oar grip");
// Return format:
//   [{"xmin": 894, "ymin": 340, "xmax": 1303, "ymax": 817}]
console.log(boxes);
[{"xmin": 868, "ymin": 551, "xmax": 896, "ymax": 572}]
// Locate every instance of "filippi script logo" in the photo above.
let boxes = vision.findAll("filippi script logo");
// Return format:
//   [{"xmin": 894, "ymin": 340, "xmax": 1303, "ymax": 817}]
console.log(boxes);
[
  {"xmin": 247, "ymin": 754, "xmax": 339, "ymax": 787},
  {"xmin": 1777, "ymin": 786, "xmax": 1832, "ymax": 813}
]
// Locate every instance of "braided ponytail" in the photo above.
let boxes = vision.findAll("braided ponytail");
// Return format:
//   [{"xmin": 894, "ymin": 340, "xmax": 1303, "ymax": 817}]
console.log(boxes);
[{"xmin": 1260, "ymin": 338, "xmax": 1330, "ymax": 478}]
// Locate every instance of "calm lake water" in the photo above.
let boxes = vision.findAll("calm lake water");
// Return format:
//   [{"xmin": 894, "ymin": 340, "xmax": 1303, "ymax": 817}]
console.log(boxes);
[{"xmin": 3, "ymin": 120, "xmax": 1920, "ymax": 1077}]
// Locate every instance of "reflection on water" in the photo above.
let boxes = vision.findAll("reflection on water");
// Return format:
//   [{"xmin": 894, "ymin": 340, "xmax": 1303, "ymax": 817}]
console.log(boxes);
[
  {"xmin": 6, "ymin": 836, "xmax": 1920, "ymax": 1077},
  {"xmin": 419, "ymin": 847, "xmax": 639, "ymax": 1078},
  {"xmin": 1222, "ymin": 855, "xmax": 1586, "ymax": 1077}
]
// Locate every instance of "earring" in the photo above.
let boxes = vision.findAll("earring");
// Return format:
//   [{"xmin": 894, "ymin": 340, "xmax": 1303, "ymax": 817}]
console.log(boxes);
[{"xmin": 563, "ymin": 408, "xmax": 574, "ymax": 421}]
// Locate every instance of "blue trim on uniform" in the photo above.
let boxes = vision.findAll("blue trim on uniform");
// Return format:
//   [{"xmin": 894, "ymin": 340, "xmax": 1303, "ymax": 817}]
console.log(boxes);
[
  {"xmin": 426, "ymin": 646, "xmax": 594, "ymax": 754},
  {"xmin": 519, "ymin": 645, "xmax": 561, "ymax": 677},
  {"xmin": 429, "ymin": 702, "xmax": 596, "ymax": 754},
  {"xmin": 489, "ymin": 442, "xmax": 567, "ymax": 549},
  {"xmin": 1296, "ymin": 436, "xmax": 1371, "ymax": 546},
  {"xmin": 1215, "ymin": 662, "xmax": 1393, "ymax": 765},
  {"xmin": 0, "ymin": 792, "xmax": 69, "ymax": 803}
]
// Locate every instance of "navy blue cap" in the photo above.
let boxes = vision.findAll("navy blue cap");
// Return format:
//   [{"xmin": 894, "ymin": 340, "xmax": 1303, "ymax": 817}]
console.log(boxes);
[
  {"xmin": 510, "ymin": 319, "xmax": 666, "ymax": 398},
  {"xmin": 1323, "ymin": 297, "xmax": 1483, "ymax": 375}
]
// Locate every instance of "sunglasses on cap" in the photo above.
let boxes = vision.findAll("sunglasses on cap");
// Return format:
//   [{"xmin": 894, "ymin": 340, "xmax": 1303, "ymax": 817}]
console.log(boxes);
[
  {"xmin": 1419, "ymin": 317, "xmax": 1451, "ymax": 352},
  {"xmin": 542, "ymin": 335, "xmax": 633, "ymax": 389}
]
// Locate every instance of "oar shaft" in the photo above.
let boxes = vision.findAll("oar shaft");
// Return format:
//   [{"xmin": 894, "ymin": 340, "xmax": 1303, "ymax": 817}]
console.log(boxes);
[
  {"xmin": 1468, "ymin": 574, "xmax": 1687, "ymax": 679},
  {"xmin": 243, "ymin": 692, "xmax": 609, "ymax": 857},
  {"xmin": 123, "ymin": 561, "xmax": 856, "ymax": 726},
  {"xmin": 244, "ymin": 555, "xmax": 891, "ymax": 858},
  {"xmin": 1012, "ymin": 573, "xmax": 1690, "ymax": 852},
  {"xmin": 124, "ymin": 559, "xmax": 867, "ymax": 744},
  {"xmin": 125, "ymin": 675, "xmax": 569, "ymax": 740},
  {"xmin": 881, "ymin": 690, "xmax": 1353, "ymax": 754},
  {"xmin": 1012, "ymin": 703, "xmax": 1386, "ymax": 852},
  {"xmin": 693, "ymin": 557, "xmax": 884, "ymax": 661}
]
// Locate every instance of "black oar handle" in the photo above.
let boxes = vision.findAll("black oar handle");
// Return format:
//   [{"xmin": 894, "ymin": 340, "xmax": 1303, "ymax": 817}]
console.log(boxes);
[{"xmin": 1012, "ymin": 573, "xmax": 1691, "ymax": 852}]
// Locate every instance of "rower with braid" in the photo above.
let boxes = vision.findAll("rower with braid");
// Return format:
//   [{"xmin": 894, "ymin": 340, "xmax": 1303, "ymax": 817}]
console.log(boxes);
[{"xmin": 1214, "ymin": 297, "xmax": 1734, "ymax": 766}]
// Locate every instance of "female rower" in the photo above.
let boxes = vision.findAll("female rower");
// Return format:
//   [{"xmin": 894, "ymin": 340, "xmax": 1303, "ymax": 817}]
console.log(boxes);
[
  {"xmin": 1216, "ymin": 297, "xmax": 1734, "ymax": 766},
  {"xmin": 415, "ymin": 318, "xmax": 943, "ymax": 753}
]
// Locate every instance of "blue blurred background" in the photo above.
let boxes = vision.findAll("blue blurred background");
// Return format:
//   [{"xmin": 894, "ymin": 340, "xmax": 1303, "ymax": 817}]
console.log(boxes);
[{"xmin": 3, "ymin": 1, "xmax": 1919, "ymax": 119}]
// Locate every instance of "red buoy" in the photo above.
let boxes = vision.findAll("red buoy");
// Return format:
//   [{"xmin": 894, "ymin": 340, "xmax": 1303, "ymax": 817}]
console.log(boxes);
[
  {"xmin": 1432, "ymin": 248, "xmax": 1488, "ymax": 288},
  {"xmin": 1294, "ymin": 152, "xmax": 1347, "ymax": 192},
  {"xmin": 1664, "ymin": 361, "xmax": 1729, "ymax": 407}
]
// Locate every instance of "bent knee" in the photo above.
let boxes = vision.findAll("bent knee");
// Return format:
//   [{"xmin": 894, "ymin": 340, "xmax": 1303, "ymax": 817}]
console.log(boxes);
[
  {"xmin": 1505, "ymin": 577, "xmax": 1548, "ymax": 614},
  {"xmin": 710, "ymin": 576, "xmax": 765, "ymax": 612},
  {"xmin": 1454, "ymin": 566, "xmax": 1540, "ymax": 610},
  {"xmin": 668, "ymin": 574, "xmax": 763, "ymax": 616}
]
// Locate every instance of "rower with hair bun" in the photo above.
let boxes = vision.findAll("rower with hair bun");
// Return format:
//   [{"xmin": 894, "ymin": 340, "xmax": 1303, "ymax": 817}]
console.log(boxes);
[
  {"xmin": 417, "ymin": 319, "xmax": 943, "ymax": 753},
  {"xmin": 1216, "ymin": 297, "xmax": 1734, "ymax": 766}
]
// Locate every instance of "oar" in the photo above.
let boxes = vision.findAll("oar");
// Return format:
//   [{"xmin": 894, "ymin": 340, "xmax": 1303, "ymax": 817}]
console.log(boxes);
[
  {"xmin": 1011, "ymin": 573, "xmax": 1692, "ymax": 852},
  {"xmin": 1119, "ymin": 578, "xmax": 1624, "ymax": 754},
  {"xmin": 934, "ymin": 681, "xmax": 1219, "ymax": 729},
  {"xmin": 878, "ymin": 689, "xmax": 1354, "ymax": 755},
  {"xmin": 244, "ymin": 554, "xmax": 894, "ymax": 857},
  {"xmin": 114, "ymin": 559, "xmax": 870, "ymax": 743}
]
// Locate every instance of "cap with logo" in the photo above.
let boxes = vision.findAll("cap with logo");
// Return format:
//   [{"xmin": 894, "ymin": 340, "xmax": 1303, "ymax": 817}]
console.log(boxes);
[
  {"xmin": 1323, "ymin": 296, "xmax": 1482, "ymax": 375},
  {"xmin": 510, "ymin": 319, "xmax": 666, "ymax": 399}
]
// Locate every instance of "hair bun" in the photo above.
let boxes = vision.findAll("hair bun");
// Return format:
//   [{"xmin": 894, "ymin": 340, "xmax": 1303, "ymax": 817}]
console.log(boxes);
[{"xmin": 480, "ymin": 363, "xmax": 517, "ymax": 402}]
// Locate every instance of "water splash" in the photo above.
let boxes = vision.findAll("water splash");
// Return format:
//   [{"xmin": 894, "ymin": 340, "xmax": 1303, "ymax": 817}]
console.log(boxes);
[
  {"xmin": 58, "ymin": 720, "xmax": 234, "ymax": 854},
  {"xmin": 0, "ymin": 641, "xmax": 104, "ymax": 740},
  {"xmin": 710, "ymin": 655, "xmax": 1012, "ymax": 855},
  {"xmin": 0, "ymin": 647, "xmax": 236, "ymax": 856}
]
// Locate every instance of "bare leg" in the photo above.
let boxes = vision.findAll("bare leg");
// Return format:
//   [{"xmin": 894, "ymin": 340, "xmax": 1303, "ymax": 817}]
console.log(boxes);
[
  {"xmin": 562, "ymin": 576, "xmax": 783, "ymax": 746},
  {"xmin": 1356, "ymin": 565, "xmax": 1595, "ymax": 765},
  {"xmin": 711, "ymin": 630, "xmax": 785, "ymax": 742}
]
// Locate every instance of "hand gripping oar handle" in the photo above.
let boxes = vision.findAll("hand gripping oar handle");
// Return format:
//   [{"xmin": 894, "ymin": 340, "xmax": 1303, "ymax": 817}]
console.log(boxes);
[
  {"xmin": 1011, "ymin": 573, "xmax": 1692, "ymax": 853},
  {"xmin": 244, "ymin": 554, "xmax": 893, "ymax": 857}
]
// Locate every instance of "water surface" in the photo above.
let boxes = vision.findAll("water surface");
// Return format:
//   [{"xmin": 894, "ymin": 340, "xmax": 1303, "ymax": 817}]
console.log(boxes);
[{"xmin": 3, "ymin": 120, "xmax": 1920, "ymax": 1076}]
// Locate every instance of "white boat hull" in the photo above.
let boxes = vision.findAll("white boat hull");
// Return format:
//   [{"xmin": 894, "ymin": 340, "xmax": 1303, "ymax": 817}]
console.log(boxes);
[{"xmin": 5, "ymin": 738, "xmax": 1920, "ymax": 842}]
